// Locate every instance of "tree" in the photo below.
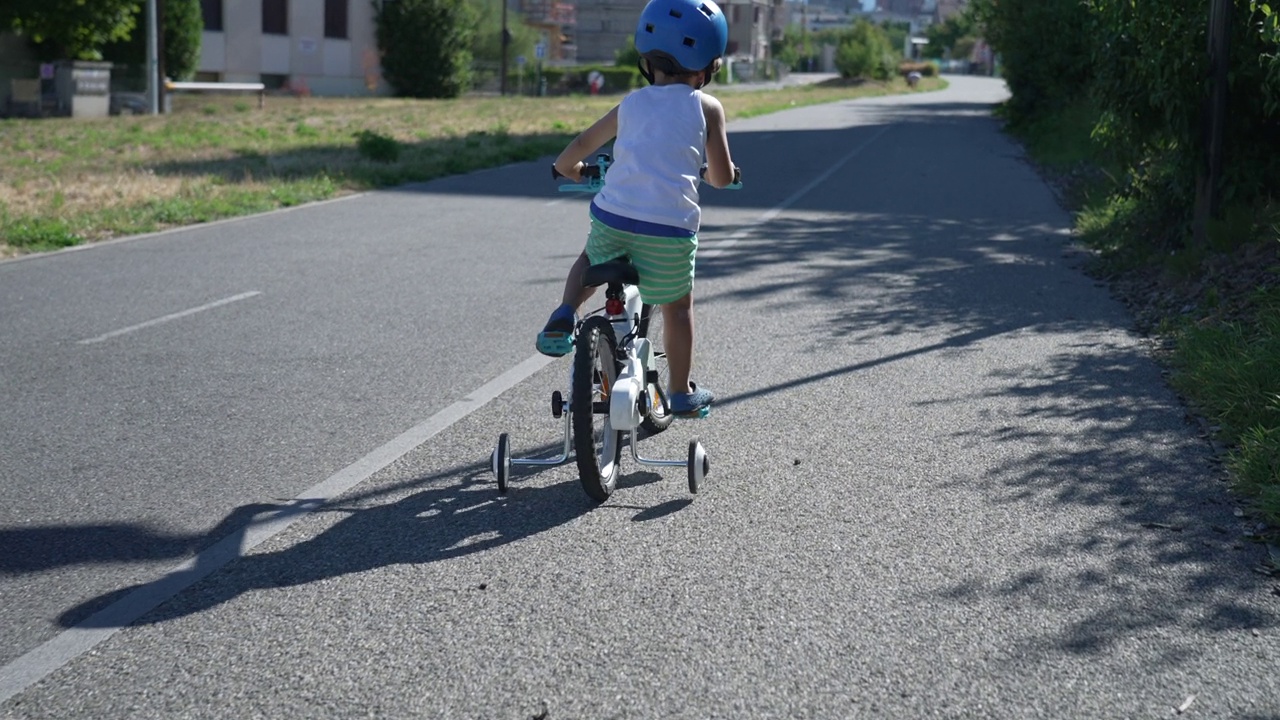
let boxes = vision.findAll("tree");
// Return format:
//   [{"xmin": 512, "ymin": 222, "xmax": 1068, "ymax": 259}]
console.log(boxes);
[
  {"xmin": 163, "ymin": 0, "xmax": 202, "ymax": 81},
  {"xmin": 1, "ymin": 0, "xmax": 141, "ymax": 60},
  {"xmin": 375, "ymin": 0, "xmax": 477, "ymax": 98},
  {"xmin": 834, "ymin": 19, "xmax": 895, "ymax": 81},
  {"xmin": 615, "ymin": 35, "xmax": 640, "ymax": 69},
  {"xmin": 923, "ymin": 11, "xmax": 976, "ymax": 59},
  {"xmin": 102, "ymin": 0, "xmax": 203, "ymax": 81},
  {"xmin": 970, "ymin": 0, "xmax": 1091, "ymax": 120},
  {"xmin": 470, "ymin": 0, "xmax": 538, "ymax": 68}
]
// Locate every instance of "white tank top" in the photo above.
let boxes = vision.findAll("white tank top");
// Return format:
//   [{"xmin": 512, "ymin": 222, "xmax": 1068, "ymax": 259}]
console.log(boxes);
[{"xmin": 593, "ymin": 84, "xmax": 706, "ymax": 233}]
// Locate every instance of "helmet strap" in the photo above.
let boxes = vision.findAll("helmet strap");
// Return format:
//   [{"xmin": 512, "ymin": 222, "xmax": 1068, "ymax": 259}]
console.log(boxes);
[{"xmin": 638, "ymin": 58, "xmax": 655, "ymax": 86}]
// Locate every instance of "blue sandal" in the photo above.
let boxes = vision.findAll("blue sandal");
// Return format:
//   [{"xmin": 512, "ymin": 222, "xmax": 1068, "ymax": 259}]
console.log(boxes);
[
  {"xmin": 536, "ymin": 304, "xmax": 577, "ymax": 358},
  {"xmin": 669, "ymin": 382, "xmax": 714, "ymax": 419}
]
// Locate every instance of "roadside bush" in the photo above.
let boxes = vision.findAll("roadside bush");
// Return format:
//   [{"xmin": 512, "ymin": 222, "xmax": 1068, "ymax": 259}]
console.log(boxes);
[
  {"xmin": 834, "ymin": 19, "xmax": 896, "ymax": 81},
  {"xmin": 375, "ymin": 0, "xmax": 476, "ymax": 98},
  {"xmin": 971, "ymin": 0, "xmax": 1092, "ymax": 122},
  {"xmin": 163, "ymin": 0, "xmax": 202, "ymax": 81}
]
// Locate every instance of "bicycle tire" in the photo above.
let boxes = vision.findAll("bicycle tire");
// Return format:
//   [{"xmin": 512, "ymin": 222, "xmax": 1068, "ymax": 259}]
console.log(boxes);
[{"xmin": 572, "ymin": 316, "xmax": 623, "ymax": 501}]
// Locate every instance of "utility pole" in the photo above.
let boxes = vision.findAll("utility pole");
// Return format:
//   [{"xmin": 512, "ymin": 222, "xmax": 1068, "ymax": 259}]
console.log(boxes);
[
  {"xmin": 1193, "ymin": 0, "xmax": 1231, "ymax": 245},
  {"xmin": 500, "ymin": 0, "xmax": 510, "ymax": 96},
  {"xmin": 146, "ymin": 0, "xmax": 159, "ymax": 113}
]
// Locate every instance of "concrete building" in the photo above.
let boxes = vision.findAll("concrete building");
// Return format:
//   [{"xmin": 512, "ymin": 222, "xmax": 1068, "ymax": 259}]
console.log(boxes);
[
  {"xmin": 197, "ymin": 0, "xmax": 388, "ymax": 95},
  {"xmin": 722, "ymin": 0, "xmax": 783, "ymax": 64},
  {"xmin": 573, "ymin": 0, "xmax": 783, "ymax": 68},
  {"xmin": 572, "ymin": 0, "xmax": 646, "ymax": 65}
]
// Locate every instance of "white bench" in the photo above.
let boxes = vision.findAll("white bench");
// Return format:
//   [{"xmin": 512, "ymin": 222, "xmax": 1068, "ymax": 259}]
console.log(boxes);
[{"xmin": 164, "ymin": 81, "xmax": 266, "ymax": 108}]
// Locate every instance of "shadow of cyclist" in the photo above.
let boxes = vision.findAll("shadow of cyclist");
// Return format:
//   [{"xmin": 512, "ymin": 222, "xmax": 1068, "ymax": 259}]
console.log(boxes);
[{"xmin": 57, "ymin": 457, "xmax": 679, "ymax": 629}]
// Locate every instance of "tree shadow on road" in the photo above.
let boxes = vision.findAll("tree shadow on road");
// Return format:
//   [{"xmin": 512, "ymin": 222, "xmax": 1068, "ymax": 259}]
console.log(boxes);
[{"xmin": 685, "ymin": 193, "xmax": 1278, "ymax": 666}]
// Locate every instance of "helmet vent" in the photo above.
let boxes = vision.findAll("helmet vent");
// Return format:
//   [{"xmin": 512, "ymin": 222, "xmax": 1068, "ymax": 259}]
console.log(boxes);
[
  {"xmin": 668, "ymin": 8, "xmax": 683, "ymax": 18},
  {"xmin": 683, "ymin": 37, "xmax": 696, "ymax": 47},
  {"xmin": 644, "ymin": 23, "xmax": 655, "ymax": 33},
  {"xmin": 698, "ymin": 3, "xmax": 714, "ymax": 18}
]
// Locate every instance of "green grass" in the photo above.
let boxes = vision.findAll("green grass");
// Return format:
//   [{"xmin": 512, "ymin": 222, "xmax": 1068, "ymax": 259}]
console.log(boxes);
[
  {"xmin": 1170, "ymin": 287, "xmax": 1280, "ymax": 521},
  {"xmin": 1010, "ymin": 98, "xmax": 1280, "ymax": 529},
  {"xmin": 0, "ymin": 76, "xmax": 942, "ymax": 256}
]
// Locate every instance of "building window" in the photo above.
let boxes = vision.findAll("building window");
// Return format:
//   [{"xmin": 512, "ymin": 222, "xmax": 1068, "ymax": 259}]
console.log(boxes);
[
  {"xmin": 260, "ymin": 73, "xmax": 289, "ymax": 90},
  {"xmin": 200, "ymin": 0, "xmax": 223, "ymax": 31},
  {"xmin": 325, "ymin": 0, "xmax": 349, "ymax": 39},
  {"xmin": 263, "ymin": 0, "xmax": 288, "ymax": 35}
]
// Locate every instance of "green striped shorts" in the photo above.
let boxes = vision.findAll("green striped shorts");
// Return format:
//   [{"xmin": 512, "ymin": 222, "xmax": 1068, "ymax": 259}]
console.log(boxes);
[{"xmin": 585, "ymin": 211, "xmax": 698, "ymax": 306}]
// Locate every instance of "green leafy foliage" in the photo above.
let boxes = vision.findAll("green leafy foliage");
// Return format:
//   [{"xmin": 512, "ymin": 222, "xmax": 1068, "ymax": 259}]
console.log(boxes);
[
  {"xmin": 1252, "ymin": 1, "xmax": 1280, "ymax": 44},
  {"xmin": 375, "ymin": 0, "xmax": 477, "ymax": 98},
  {"xmin": 923, "ymin": 12, "xmax": 976, "ymax": 59},
  {"xmin": 971, "ymin": 0, "xmax": 1092, "ymax": 121},
  {"xmin": 833, "ymin": 19, "xmax": 896, "ymax": 81},
  {"xmin": 163, "ymin": 0, "xmax": 202, "ymax": 81},
  {"xmin": 615, "ymin": 36, "xmax": 641, "ymax": 69},
  {"xmin": 1250, "ymin": 2, "xmax": 1280, "ymax": 115},
  {"xmin": 101, "ymin": 0, "xmax": 202, "ymax": 81},
  {"xmin": 470, "ymin": 0, "xmax": 540, "ymax": 68},
  {"xmin": 1, "ymin": 0, "xmax": 141, "ymax": 60},
  {"xmin": 3, "ymin": 216, "xmax": 82, "ymax": 251}
]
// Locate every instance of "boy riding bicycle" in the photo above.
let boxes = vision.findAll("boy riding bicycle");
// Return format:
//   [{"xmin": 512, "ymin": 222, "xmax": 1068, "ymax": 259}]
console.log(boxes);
[{"xmin": 537, "ymin": 0, "xmax": 738, "ymax": 419}]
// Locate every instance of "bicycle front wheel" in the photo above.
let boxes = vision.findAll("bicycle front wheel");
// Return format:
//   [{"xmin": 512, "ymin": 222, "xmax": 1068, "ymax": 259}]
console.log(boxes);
[{"xmin": 572, "ymin": 316, "xmax": 623, "ymax": 502}]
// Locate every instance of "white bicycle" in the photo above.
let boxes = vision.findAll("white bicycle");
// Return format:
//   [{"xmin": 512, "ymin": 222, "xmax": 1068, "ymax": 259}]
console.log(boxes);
[{"xmin": 491, "ymin": 154, "xmax": 740, "ymax": 502}]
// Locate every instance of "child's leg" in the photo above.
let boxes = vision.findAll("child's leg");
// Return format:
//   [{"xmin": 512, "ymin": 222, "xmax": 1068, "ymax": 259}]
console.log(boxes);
[
  {"xmin": 662, "ymin": 293, "xmax": 694, "ymax": 395},
  {"xmin": 560, "ymin": 251, "xmax": 595, "ymax": 309},
  {"xmin": 537, "ymin": 251, "xmax": 595, "ymax": 358},
  {"xmin": 662, "ymin": 292, "xmax": 714, "ymax": 416}
]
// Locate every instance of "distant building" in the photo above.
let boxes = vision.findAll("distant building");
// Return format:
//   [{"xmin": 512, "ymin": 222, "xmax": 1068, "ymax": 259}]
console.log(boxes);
[
  {"xmin": 573, "ymin": 0, "xmax": 784, "ymax": 68},
  {"xmin": 196, "ymin": 0, "xmax": 388, "ymax": 95},
  {"xmin": 722, "ymin": 0, "xmax": 785, "ymax": 66},
  {"xmin": 573, "ymin": 0, "xmax": 646, "ymax": 65},
  {"xmin": 934, "ymin": 0, "xmax": 967, "ymax": 21}
]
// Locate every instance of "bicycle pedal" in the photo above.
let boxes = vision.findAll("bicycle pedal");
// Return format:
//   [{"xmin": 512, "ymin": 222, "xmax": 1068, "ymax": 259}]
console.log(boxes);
[{"xmin": 536, "ymin": 332, "xmax": 574, "ymax": 358}]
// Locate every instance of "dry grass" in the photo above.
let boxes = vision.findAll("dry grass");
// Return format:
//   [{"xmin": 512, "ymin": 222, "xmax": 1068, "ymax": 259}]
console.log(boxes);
[{"xmin": 0, "ymin": 76, "xmax": 942, "ymax": 256}]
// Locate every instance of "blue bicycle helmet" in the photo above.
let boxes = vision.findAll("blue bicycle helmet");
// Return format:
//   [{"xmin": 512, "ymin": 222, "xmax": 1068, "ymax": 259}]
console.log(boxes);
[{"xmin": 634, "ymin": 0, "xmax": 729, "ymax": 77}]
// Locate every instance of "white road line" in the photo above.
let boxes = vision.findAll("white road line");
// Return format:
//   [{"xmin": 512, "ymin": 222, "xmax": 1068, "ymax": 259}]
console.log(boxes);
[
  {"xmin": 700, "ymin": 124, "xmax": 892, "ymax": 260},
  {"xmin": 77, "ymin": 291, "xmax": 263, "ymax": 345},
  {"xmin": 0, "ymin": 352, "xmax": 554, "ymax": 704}
]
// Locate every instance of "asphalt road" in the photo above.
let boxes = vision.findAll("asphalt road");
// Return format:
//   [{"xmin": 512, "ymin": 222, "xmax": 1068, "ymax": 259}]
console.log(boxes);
[{"xmin": 2, "ymin": 75, "xmax": 1277, "ymax": 718}]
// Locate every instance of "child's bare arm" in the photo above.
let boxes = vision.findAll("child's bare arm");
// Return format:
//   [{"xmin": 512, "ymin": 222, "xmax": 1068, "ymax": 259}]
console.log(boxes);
[
  {"xmin": 700, "ymin": 94, "xmax": 735, "ymax": 188},
  {"xmin": 553, "ymin": 106, "xmax": 620, "ymax": 181}
]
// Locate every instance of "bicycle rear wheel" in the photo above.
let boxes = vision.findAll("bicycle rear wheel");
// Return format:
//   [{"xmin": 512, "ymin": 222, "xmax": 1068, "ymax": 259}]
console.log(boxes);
[
  {"xmin": 572, "ymin": 316, "xmax": 623, "ymax": 502},
  {"xmin": 638, "ymin": 305, "xmax": 674, "ymax": 435}
]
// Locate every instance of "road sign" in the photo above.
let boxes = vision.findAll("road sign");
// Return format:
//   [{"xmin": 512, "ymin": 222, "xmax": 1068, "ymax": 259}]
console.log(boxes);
[{"xmin": 535, "ymin": 42, "xmax": 546, "ymax": 60}]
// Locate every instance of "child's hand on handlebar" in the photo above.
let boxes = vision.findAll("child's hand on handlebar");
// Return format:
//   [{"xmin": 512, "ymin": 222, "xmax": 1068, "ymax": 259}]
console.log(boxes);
[
  {"xmin": 552, "ymin": 161, "xmax": 602, "ymax": 184},
  {"xmin": 699, "ymin": 164, "xmax": 742, "ymax": 188},
  {"xmin": 551, "ymin": 161, "xmax": 581, "ymax": 183}
]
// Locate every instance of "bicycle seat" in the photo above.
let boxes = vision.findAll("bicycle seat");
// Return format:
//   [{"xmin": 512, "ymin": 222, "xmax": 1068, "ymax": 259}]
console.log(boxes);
[{"xmin": 583, "ymin": 260, "xmax": 639, "ymax": 288}]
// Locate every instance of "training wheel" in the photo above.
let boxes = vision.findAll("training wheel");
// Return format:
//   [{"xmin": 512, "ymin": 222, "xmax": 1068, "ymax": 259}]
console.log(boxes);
[
  {"xmin": 687, "ymin": 439, "xmax": 709, "ymax": 494},
  {"xmin": 493, "ymin": 433, "xmax": 511, "ymax": 494},
  {"xmin": 551, "ymin": 391, "xmax": 564, "ymax": 419}
]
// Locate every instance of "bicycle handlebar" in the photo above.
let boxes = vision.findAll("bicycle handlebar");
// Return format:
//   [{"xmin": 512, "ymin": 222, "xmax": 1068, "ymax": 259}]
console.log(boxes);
[{"xmin": 553, "ymin": 154, "xmax": 742, "ymax": 193}]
